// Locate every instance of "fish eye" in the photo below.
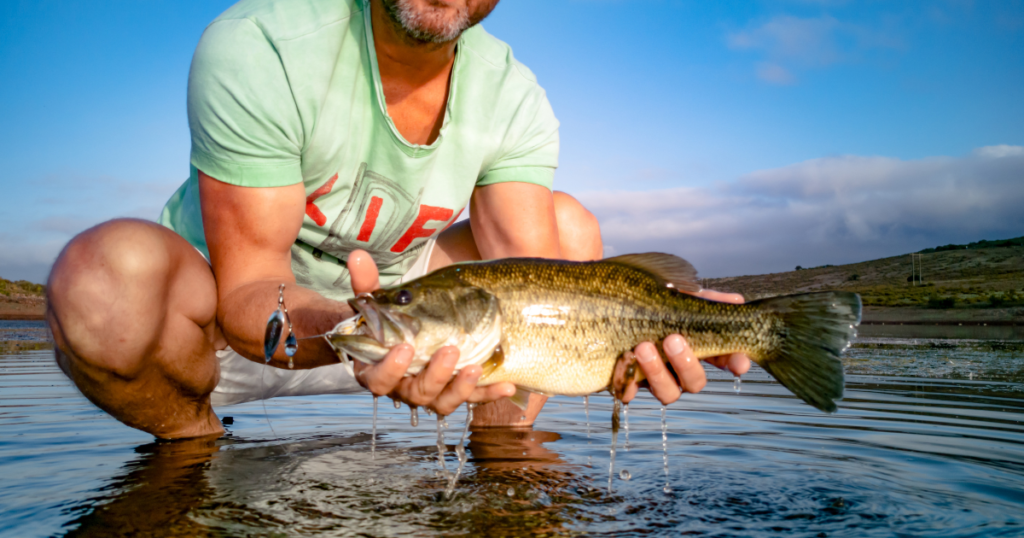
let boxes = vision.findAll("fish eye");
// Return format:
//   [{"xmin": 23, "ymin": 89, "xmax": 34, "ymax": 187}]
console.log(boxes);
[{"xmin": 395, "ymin": 289, "xmax": 413, "ymax": 305}]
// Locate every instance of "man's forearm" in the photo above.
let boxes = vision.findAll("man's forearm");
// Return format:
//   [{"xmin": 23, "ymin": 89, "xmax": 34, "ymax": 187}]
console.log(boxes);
[{"xmin": 217, "ymin": 280, "xmax": 353, "ymax": 369}]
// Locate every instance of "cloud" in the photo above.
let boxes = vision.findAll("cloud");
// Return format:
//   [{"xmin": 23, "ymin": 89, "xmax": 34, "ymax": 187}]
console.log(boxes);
[
  {"xmin": 580, "ymin": 146, "xmax": 1024, "ymax": 278},
  {"xmin": 727, "ymin": 15, "xmax": 902, "ymax": 84},
  {"xmin": 756, "ymin": 62, "xmax": 796, "ymax": 85},
  {"xmin": 0, "ymin": 174, "xmax": 180, "ymax": 283}
]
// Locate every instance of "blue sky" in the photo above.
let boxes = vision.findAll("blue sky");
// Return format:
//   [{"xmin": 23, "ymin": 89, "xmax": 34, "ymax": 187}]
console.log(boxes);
[{"xmin": 1, "ymin": 0, "xmax": 1023, "ymax": 283}]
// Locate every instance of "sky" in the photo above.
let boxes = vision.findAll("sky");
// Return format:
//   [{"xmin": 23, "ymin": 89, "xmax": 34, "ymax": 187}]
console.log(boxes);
[{"xmin": 1, "ymin": 0, "xmax": 1022, "ymax": 283}]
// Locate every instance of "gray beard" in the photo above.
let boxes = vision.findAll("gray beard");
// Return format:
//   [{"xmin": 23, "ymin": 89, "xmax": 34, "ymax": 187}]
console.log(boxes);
[{"xmin": 383, "ymin": 0, "xmax": 471, "ymax": 44}]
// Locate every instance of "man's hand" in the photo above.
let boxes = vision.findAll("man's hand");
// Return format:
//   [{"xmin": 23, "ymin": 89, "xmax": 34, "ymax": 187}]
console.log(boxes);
[
  {"xmin": 347, "ymin": 250, "xmax": 516, "ymax": 416},
  {"xmin": 621, "ymin": 289, "xmax": 752, "ymax": 405}
]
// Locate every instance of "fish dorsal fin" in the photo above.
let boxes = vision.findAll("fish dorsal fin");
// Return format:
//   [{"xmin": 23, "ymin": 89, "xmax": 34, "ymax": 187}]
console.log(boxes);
[{"xmin": 605, "ymin": 253, "xmax": 700, "ymax": 292}]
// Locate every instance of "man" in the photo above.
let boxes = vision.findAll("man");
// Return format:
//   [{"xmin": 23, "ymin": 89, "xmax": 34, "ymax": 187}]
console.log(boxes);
[{"xmin": 46, "ymin": 0, "xmax": 749, "ymax": 439}]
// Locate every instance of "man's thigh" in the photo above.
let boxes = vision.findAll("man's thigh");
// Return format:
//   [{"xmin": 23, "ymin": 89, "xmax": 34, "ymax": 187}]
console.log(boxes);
[{"xmin": 48, "ymin": 218, "xmax": 224, "ymax": 438}]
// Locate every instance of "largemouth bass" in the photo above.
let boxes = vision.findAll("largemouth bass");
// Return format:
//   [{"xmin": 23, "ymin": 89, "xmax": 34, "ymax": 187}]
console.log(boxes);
[{"xmin": 329, "ymin": 253, "xmax": 860, "ymax": 413}]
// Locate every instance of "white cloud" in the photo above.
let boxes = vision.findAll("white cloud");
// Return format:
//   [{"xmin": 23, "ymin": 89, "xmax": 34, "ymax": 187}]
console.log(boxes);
[
  {"xmin": 580, "ymin": 146, "xmax": 1024, "ymax": 278},
  {"xmin": 756, "ymin": 62, "xmax": 796, "ymax": 85},
  {"xmin": 974, "ymin": 145, "xmax": 1024, "ymax": 158},
  {"xmin": 0, "ymin": 174, "xmax": 179, "ymax": 283},
  {"xmin": 727, "ymin": 14, "xmax": 902, "ymax": 84}
]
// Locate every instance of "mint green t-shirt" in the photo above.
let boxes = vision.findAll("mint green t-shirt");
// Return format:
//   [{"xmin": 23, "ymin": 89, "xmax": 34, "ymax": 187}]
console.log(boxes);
[{"xmin": 159, "ymin": 0, "xmax": 559, "ymax": 300}]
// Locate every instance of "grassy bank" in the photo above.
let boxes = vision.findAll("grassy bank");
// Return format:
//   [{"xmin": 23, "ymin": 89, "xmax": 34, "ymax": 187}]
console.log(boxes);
[
  {"xmin": 706, "ymin": 244, "xmax": 1024, "ymax": 325},
  {"xmin": 0, "ymin": 277, "xmax": 46, "ymax": 320}
]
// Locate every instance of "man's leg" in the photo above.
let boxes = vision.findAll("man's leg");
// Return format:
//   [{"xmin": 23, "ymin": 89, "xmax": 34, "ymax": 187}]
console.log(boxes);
[
  {"xmin": 47, "ymin": 219, "xmax": 224, "ymax": 439},
  {"xmin": 430, "ymin": 192, "xmax": 603, "ymax": 426}
]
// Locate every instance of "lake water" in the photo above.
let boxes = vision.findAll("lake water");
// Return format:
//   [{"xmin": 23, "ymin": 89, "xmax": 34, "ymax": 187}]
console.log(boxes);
[{"xmin": 2, "ymin": 320, "xmax": 1023, "ymax": 537}]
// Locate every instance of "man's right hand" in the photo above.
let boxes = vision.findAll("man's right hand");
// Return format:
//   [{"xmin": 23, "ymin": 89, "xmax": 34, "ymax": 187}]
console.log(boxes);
[{"xmin": 347, "ymin": 250, "xmax": 516, "ymax": 416}]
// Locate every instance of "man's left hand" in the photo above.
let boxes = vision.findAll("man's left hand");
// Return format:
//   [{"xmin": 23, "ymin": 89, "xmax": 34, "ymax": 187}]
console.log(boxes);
[{"xmin": 620, "ymin": 289, "xmax": 752, "ymax": 405}]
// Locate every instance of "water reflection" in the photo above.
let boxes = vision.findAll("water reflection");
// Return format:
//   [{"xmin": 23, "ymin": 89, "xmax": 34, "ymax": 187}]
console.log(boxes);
[
  {"xmin": 58, "ymin": 427, "xmax": 590, "ymax": 537},
  {"xmin": 4, "ymin": 331, "xmax": 1024, "ymax": 537},
  {"xmin": 62, "ymin": 437, "xmax": 221, "ymax": 537}
]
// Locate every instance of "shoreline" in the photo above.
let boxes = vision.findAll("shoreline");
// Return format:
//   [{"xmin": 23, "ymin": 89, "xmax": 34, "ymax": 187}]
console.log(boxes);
[{"xmin": 0, "ymin": 313, "xmax": 45, "ymax": 321}]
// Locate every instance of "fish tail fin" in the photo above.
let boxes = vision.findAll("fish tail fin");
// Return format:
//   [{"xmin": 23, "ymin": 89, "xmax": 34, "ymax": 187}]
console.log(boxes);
[{"xmin": 751, "ymin": 291, "xmax": 861, "ymax": 413}]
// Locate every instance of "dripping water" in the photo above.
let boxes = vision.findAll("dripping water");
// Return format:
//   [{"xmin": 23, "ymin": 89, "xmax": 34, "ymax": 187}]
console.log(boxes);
[
  {"xmin": 393, "ymin": 399, "xmax": 401, "ymax": 409},
  {"xmin": 371, "ymin": 396, "xmax": 378, "ymax": 460},
  {"xmin": 435, "ymin": 414, "xmax": 449, "ymax": 479},
  {"xmin": 443, "ymin": 403, "xmax": 475, "ymax": 499},
  {"xmin": 584, "ymin": 395, "xmax": 590, "ymax": 438},
  {"xmin": 410, "ymin": 406, "xmax": 419, "ymax": 427},
  {"xmin": 608, "ymin": 398, "xmax": 621, "ymax": 494},
  {"xmin": 734, "ymin": 375, "xmax": 742, "ymax": 393},
  {"xmin": 661, "ymin": 405, "xmax": 672, "ymax": 494},
  {"xmin": 623, "ymin": 402, "xmax": 630, "ymax": 451},
  {"xmin": 584, "ymin": 394, "xmax": 592, "ymax": 468}
]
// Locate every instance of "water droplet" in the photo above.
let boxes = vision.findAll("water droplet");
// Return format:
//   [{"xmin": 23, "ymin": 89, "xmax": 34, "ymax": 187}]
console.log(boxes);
[
  {"xmin": 733, "ymin": 376, "xmax": 742, "ymax": 393},
  {"xmin": 507, "ymin": 487, "xmax": 515, "ymax": 497},
  {"xmin": 425, "ymin": 407, "xmax": 434, "ymax": 416},
  {"xmin": 519, "ymin": 415, "xmax": 526, "ymax": 421},
  {"xmin": 620, "ymin": 469, "xmax": 631, "ymax": 480},
  {"xmin": 522, "ymin": 451, "xmax": 527, "ymax": 456},
  {"xmin": 663, "ymin": 484, "xmax": 673, "ymax": 494},
  {"xmin": 393, "ymin": 399, "xmax": 402, "ymax": 409},
  {"xmin": 410, "ymin": 406, "xmax": 419, "ymax": 427}
]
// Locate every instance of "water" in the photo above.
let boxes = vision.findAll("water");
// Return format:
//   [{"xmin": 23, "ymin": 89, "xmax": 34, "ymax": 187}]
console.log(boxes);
[{"xmin": 2, "ymin": 320, "xmax": 1024, "ymax": 536}]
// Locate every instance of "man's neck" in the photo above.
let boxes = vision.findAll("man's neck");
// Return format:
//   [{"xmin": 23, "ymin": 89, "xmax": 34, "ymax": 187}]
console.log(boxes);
[
  {"xmin": 369, "ymin": 0, "xmax": 458, "ymax": 146},
  {"xmin": 370, "ymin": 0, "xmax": 457, "ymax": 85}
]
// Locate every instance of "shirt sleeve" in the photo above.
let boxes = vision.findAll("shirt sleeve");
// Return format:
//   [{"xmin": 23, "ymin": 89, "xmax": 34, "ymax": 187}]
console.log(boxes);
[
  {"xmin": 187, "ymin": 19, "xmax": 304, "ymax": 188},
  {"xmin": 476, "ymin": 86, "xmax": 560, "ymax": 190}
]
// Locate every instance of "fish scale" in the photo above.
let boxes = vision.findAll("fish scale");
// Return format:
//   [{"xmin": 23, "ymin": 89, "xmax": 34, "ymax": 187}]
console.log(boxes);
[{"xmin": 454, "ymin": 259, "xmax": 781, "ymax": 395}]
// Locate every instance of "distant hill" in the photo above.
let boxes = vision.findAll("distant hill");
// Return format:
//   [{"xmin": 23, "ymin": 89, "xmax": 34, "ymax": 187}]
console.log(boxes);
[
  {"xmin": 0, "ymin": 277, "xmax": 46, "ymax": 320},
  {"xmin": 706, "ymin": 241, "xmax": 1024, "ymax": 324},
  {"xmin": 920, "ymin": 235, "xmax": 1024, "ymax": 254}
]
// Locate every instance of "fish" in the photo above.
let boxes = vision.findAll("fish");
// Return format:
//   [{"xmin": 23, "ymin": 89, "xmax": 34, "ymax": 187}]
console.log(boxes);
[{"xmin": 329, "ymin": 253, "xmax": 861, "ymax": 413}]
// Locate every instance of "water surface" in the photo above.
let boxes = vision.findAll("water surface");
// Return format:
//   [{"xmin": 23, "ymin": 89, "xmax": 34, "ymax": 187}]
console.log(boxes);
[{"xmin": 1, "ymin": 321, "xmax": 1023, "ymax": 537}]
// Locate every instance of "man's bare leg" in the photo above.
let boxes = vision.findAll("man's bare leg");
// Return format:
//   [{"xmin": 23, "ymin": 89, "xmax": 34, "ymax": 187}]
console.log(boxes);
[
  {"xmin": 431, "ymin": 192, "xmax": 603, "ymax": 427},
  {"xmin": 47, "ymin": 219, "xmax": 224, "ymax": 439}
]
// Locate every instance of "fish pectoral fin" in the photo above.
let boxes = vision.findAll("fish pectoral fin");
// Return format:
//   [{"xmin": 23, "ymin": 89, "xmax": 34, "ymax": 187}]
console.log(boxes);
[
  {"xmin": 605, "ymin": 253, "xmax": 700, "ymax": 292},
  {"xmin": 508, "ymin": 387, "xmax": 533, "ymax": 411}
]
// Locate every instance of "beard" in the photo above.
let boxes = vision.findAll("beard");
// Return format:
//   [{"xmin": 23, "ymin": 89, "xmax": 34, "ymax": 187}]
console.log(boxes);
[{"xmin": 382, "ymin": 0, "xmax": 486, "ymax": 44}]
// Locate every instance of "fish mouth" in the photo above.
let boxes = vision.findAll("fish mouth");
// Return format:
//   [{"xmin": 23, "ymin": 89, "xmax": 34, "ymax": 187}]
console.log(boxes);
[{"xmin": 345, "ymin": 293, "xmax": 421, "ymax": 348}]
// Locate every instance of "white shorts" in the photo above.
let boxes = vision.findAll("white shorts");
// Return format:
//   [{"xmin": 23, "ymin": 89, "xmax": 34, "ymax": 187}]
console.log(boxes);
[{"xmin": 209, "ymin": 239, "xmax": 436, "ymax": 407}]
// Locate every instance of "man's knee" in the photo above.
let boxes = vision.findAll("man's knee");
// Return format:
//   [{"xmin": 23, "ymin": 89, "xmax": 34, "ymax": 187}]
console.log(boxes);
[
  {"xmin": 552, "ymin": 191, "xmax": 603, "ymax": 261},
  {"xmin": 47, "ymin": 219, "xmax": 196, "ymax": 377}
]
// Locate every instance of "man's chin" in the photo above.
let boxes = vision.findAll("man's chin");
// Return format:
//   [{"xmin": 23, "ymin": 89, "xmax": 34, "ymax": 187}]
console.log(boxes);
[{"xmin": 383, "ymin": 0, "xmax": 496, "ymax": 45}]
